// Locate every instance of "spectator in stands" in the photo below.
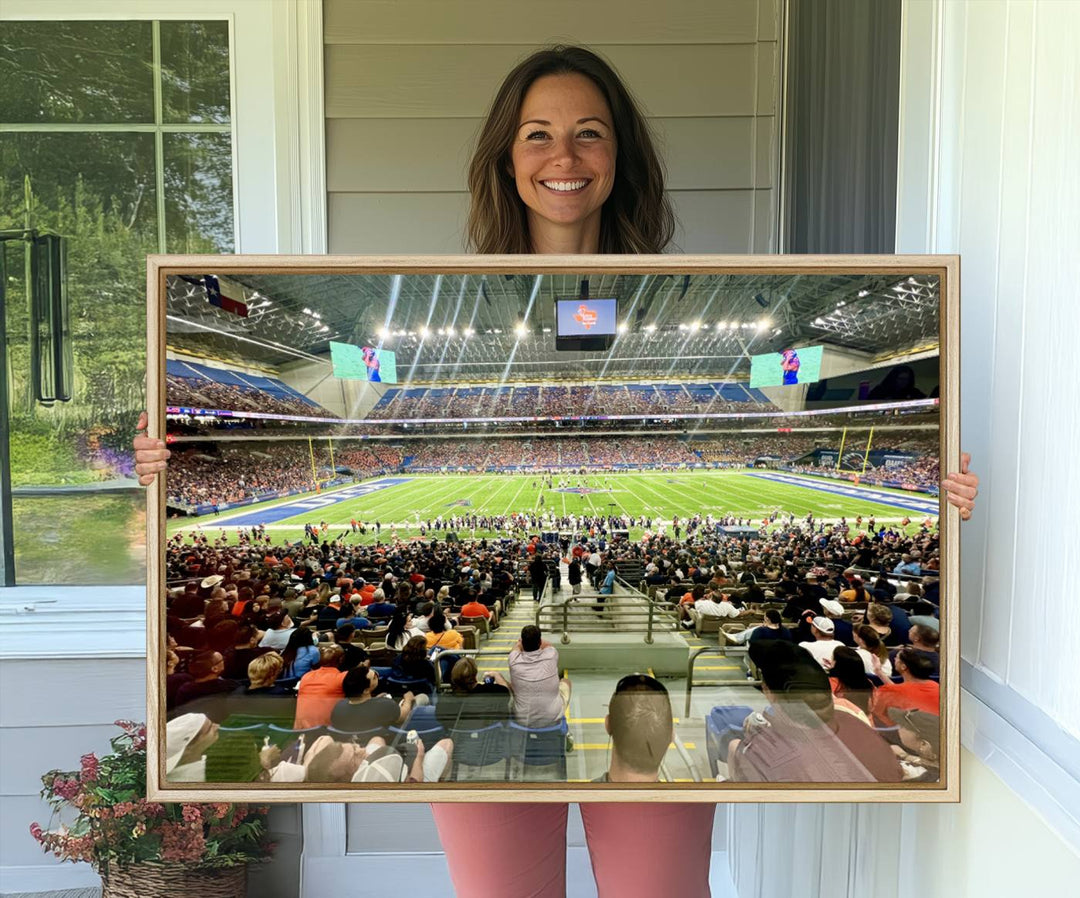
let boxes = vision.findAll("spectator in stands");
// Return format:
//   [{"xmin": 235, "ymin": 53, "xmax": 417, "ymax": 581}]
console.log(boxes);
[
  {"xmin": 866, "ymin": 603, "xmax": 907, "ymax": 647},
  {"xmin": 330, "ymin": 667, "xmax": 418, "ymax": 736},
  {"xmin": 294, "ymin": 645, "xmax": 348, "ymax": 728},
  {"xmin": 166, "ymin": 713, "xmax": 219, "ymax": 782},
  {"xmin": 568, "ymin": 556, "xmax": 583, "ymax": 596},
  {"xmin": 165, "ymin": 648, "xmax": 192, "ymax": 712},
  {"xmin": 435, "ymin": 657, "xmax": 512, "ymax": 731},
  {"xmin": 893, "ymin": 554, "xmax": 923, "ymax": 578},
  {"xmin": 819, "ymin": 598, "xmax": 854, "ymax": 646},
  {"xmin": 367, "ymin": 591, "xmax": 399, "ymax": 620},
  {"xmin": 385, "ymin": 608, "xmax": 424, "ymax": 652},
  {"xmin": 258, "ymin": 612, "xmax": 295, "ymax": 651},
  {"xmin": 826, "ymin": 647, "xmax": 875, "ymax": 721},
  {"xmin": 892, "ymin": 618, "xmax": 940, "ymax": 676},
  {"xmin": 389, "ymin": 635, "xmax": 438, "ymax": 696},
  {"xmin": 892, "ymin": 708, "xmax": 941, "ymax": 781},
  {"xmin": 425, "ymin": 611, "xmax": 464, "ymax": 651},
  {"xmin": 870, "ymin": 646, "xmax": 940, "ymax": 727},
  {"xmin": 460, "ymin": 593, "xmax": 493, "ymax": 624},
  {"xmin": 529, "ymin": 552, "xmax": 548, "ymax": 602},
  {"xmin": 281, "ymin": 627, "xmax": 320, "ymax": 679},
  {"xmin": 722, "ymin": 608, "xmax": 791, "ymax": 645},
  {"xmin": 173, "ymin": 651, "xmax": 238, "ymax": 722},
  {"xmin": 728, "ymin": 641, "xmax": 902, "ymax": 782},
  {"xmin": 695, "ymin": 590, "xmax": 742, "ymax": 620},
  {"xmin": 507, "ymin": 626, "xmax": 572, "ymax": 729},
  {"xmin": 334, "ymin": 625, "xmax": 369, "ymax": 672},
  {"xmin": 853, "ymin": 625, "xmax": 893, "ymax": 679},
  {"xmin": 595, "ymin": 674, "xmax": 674, "ymax": 783},
  {"xmin": 798, "ymin": 617, "xmax": 844, "ymax": 670},
  {"xmin": 302, "ymin": 733, "xmax": 452, "ymax": 783},
  {"xmin": 334, "ymin": 597, "xmax": 368, "ymax": 630},
  {"xmin": 839, "ymin": 575, "xmax": 870, "ymax": 604}
]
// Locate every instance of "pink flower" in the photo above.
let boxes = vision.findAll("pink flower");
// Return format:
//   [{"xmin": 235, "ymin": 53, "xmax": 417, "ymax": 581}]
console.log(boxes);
[
  {"xmin": 181, "ymin": 806, "xmax": 202, "ymax": 824},
  {"xmin": 29, "ymin": 823, "xmax": 44, "ymax": 842},
  {"xmin": 80, "ymin": 753, "xmax": 100, "ymax": 782},
  {"xmin": 52, "ymin": 777, "xmax": 80, "ymax": 801}
]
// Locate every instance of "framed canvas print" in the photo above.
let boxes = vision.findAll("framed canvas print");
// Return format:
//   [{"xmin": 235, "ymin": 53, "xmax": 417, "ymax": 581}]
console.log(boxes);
[{"xmin": 146, "ymin": 254, "xmax": 959, "ymax": 804}]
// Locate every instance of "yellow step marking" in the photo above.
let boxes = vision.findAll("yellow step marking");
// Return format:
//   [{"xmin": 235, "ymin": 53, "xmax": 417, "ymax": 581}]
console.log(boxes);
[
  {"xmin": 568, "ymin": 717, "xmax": 683, "ymax": 725},
  {"xmin": 572, "ymin": 742, "xmax": 696, "ymax": 751}
]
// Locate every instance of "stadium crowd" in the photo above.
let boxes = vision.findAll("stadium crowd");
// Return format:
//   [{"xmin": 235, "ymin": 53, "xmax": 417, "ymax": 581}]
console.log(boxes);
[
  {"xmin": 163, "ymin": 493, "xmax": 941, "ymax": 785},
  {"xmin": 369, "ymin": 383, "xmax": 778, "ymax": 420},
  {"xmin": 167, "ymin": 374, "xmax": 335, "ymax": 419}
]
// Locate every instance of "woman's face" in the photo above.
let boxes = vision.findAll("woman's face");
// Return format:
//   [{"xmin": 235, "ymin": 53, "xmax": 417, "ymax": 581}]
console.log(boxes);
[{"xmin": 509, "ymin": 73, "xmax": 617, "ymax": 243}]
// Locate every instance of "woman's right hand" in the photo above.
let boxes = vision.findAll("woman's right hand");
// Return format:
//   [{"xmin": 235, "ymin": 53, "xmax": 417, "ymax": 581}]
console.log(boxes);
[{"xmin": 133, "ymin": 411, "xmax": 170, "ymax": 486}]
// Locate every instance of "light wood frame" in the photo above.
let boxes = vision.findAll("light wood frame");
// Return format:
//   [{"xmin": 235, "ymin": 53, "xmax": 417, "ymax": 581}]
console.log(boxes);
[{"xmin": 146, "ymin": 253, "xmax": 960, "ymax": 804}]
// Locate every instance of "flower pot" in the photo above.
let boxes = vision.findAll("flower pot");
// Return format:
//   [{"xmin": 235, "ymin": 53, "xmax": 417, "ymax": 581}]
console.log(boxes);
[{"xmin": 101, "ymin": 862, "xmax": 247, "ymax": 898}]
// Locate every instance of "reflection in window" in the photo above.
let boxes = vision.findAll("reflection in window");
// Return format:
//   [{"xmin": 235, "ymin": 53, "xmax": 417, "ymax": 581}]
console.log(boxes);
[{"xmin": 0, "ymin": 20, "xmax": 234, "ymax": 585}]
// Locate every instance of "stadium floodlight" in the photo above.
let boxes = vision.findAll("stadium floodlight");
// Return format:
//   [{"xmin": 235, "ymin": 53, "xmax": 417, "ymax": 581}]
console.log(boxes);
[
  {"xmin": 644, "ymin": 323, "xmax": 656, "ymax": 333},
  {"xmin": 464, "ymin": 328, "xmax": 475, "ymax": 337},
  {"xmin": 445, "ymin": 328, "xmax": 455, "ymax": 337},
  {"xmin": 617, "ymin": 322, "xmax": 628, "ymax": 333},
  {"xmin": 420, "ymin": 326, "xmax": 430, "ymax": 337},
  {"xmin": 514, "ymin": 323, "xmax": 528, "ymax": 338},
  {"xmin": 691, "ymin": 320, "xmax": 702, "ymax": 331},
  {"xmin": 378, "ymin": 327, "xmax": 390, "ymax": 339}
]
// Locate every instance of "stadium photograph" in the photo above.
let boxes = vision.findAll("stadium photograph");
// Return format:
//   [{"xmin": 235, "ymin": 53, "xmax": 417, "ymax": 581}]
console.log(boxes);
[{"xmin": 158, "ymin": 266, "xmax": 947, "ymax": 792}]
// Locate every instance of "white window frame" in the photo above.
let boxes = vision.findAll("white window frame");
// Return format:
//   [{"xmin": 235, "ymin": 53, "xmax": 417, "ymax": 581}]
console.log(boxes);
[{"xmin": 0, "ymin": 0, "xmax": 326, "ymax": 643}]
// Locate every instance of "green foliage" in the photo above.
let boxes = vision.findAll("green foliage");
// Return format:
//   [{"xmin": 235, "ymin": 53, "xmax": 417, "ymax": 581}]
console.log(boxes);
[{"xmin": 30, "ymin": 721, "xmax": 274, "ymax": 874}]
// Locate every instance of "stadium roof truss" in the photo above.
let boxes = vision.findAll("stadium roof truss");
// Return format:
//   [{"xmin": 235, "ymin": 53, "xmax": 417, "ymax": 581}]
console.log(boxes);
[{"xmin": 165, "ymin": 271, "xmax": 939, "ymax": 383}]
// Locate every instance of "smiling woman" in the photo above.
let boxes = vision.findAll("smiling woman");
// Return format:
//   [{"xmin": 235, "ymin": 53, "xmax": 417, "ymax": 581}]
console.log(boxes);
[{"xmin": 465, "ymin": 45, "xmax": 674, "ymax": 255}]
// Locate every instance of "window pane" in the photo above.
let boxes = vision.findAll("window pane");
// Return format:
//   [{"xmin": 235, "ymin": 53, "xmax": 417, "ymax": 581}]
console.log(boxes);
[
  {"xmin": 2, "ymin": 132, "xmax": 155, "ymax": 585},
  {"xmin": 164, "ymin": 132, "xmax": 235, "ymax": 253},
  {"xmin": 0, "ymin": 21, "xmax": 154, "ymax": 124},
  {"xmin": 11, "ymin": 493, "xmax": 145, "ymax": 585},
  {"xmin": 160, "ymin": 20, "xmax": 232, "ymax": 124}
]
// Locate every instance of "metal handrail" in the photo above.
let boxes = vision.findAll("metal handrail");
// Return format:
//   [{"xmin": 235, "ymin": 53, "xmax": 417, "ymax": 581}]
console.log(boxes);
[
  {"xmin": 533, "ymin": 599, "xmax": 681, "ymax": 645},
  {"xmin": 684, "ymin": 645, "xmax": 756, "ymax": 718}
]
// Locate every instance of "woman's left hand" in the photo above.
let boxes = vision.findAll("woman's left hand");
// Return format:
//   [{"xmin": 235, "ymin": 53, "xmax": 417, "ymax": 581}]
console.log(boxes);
[{"xmin": 942, "ymin": 452, "xmax": 979, "ymax": 521}]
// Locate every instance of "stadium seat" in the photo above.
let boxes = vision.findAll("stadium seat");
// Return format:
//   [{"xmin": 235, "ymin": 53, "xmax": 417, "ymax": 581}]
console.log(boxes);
[
  {"xmin": 508, "ymin": 719, "xmax": 569, "ymax": 780},
  {"xmin": 448, "ymin": 722, "xmax": 511, "ymax": 780},
  {"xmin": 385, "ymin": 675, "xmax": 434, "ymax": 698},
  {"xmin": 204, "ymin": 722, "xmax": 268, "ymax": 783},
  {"xmin": 327, "ymin": 726, "xmax": 386, "ymax": 744},
  {"xmin": 705, "ymin": 705, "xmax": 754, "ymax": 778}
]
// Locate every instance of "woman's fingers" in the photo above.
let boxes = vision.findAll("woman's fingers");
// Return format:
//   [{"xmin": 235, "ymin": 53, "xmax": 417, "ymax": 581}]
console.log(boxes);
[
  {"xmin": 133, "ymin": 410, "xmax": 169, "ymax": 485},
  {"xmin": 942, "ymin": 454, "xmax": 979, "ymax": 521}
]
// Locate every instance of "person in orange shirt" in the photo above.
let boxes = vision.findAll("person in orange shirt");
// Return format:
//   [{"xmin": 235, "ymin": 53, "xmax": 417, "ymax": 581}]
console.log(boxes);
[
  {"xmin": 425, "ymin": 612, "xmax": 464, "ymax": 651},
  {"xmin": 870, "ymin": 647, "xmax": 940, "ymax": 726},
  {"xmin": 293, "ymin": 644, "xmax": 348, "ymax": 729}
]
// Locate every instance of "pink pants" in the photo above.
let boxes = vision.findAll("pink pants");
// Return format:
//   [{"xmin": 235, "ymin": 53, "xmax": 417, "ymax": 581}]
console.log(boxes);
[{"xmin": 432, "ymin": 802, "xmax": 716, "ymax": 897}]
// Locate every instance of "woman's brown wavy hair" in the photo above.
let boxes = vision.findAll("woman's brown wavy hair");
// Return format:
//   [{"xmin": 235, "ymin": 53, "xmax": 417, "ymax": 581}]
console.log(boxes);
[{"xmin": 466, "ymin": 45, "xmax": 675, "ymax": 254}]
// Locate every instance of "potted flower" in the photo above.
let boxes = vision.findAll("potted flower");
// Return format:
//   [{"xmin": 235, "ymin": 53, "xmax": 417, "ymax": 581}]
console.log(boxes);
[{"xmin": 31, "ymin": 720, "xmax": 273, "ymax": 897}]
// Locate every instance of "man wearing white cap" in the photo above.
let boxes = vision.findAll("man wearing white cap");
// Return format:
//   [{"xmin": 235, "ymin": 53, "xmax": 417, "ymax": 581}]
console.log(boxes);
[
  {"xmin": 819, "ymin": 598, "xmax": 855, "ymax": 647},
  {"xmin": 166, "ymin": 712, "xmax": 219, "ymax": 782},
  {"xmin": 797, "ymin": 616, "xmax": 844, "ymax": 670}
]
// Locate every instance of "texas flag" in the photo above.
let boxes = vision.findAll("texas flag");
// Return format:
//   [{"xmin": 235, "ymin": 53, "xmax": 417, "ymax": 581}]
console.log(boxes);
[
  {"xmin": 203, "ymin": 275, "xmax": 248, "ymax": 317},
  {"xmin": 574, "ymin": 304, "xmax": 598, "ymax": 329}
]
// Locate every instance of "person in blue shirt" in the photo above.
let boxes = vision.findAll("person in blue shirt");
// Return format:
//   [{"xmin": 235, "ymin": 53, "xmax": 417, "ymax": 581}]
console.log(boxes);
[{"xmin": 893, "ymin": 554, "xmax": 923, "ymax": 577}]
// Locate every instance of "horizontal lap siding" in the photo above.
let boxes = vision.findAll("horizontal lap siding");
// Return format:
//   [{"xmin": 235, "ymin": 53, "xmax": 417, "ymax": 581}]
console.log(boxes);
[{"xmin": 324, "ymin": 0, "xmax": 780, "ymax": 253}]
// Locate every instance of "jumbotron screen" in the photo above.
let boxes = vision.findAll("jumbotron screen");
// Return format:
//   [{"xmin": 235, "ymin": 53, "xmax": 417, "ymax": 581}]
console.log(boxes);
[
  {"xmin": 749, "ymin": 344, "xmax": 824, "ymax": 388},
  {"xmin": 555, "ymin": 298, "xmax": 617, "ymax": 336},
  {"xmin": 330, "ymin": 341, "xmax": 398, "ymax": 384}
]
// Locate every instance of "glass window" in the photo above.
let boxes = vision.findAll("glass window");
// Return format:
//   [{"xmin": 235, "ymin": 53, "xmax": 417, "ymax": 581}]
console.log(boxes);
[
  {"xmin": 1, "ymin": 20, "xmax": 234, "ymax": 585},
  {"xmin": 0, "ymin": 22, "xmax": 155, "ymax": 124},
  {"xmin": 160, "ymin": 20, "xmax": 232, "ymax": 124}
]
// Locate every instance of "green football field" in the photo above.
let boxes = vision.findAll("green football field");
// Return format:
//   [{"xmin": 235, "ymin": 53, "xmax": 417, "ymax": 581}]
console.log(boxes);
[{"xmin": 168, "ymin": 470, "xmax": 939, "ymax": 544}]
